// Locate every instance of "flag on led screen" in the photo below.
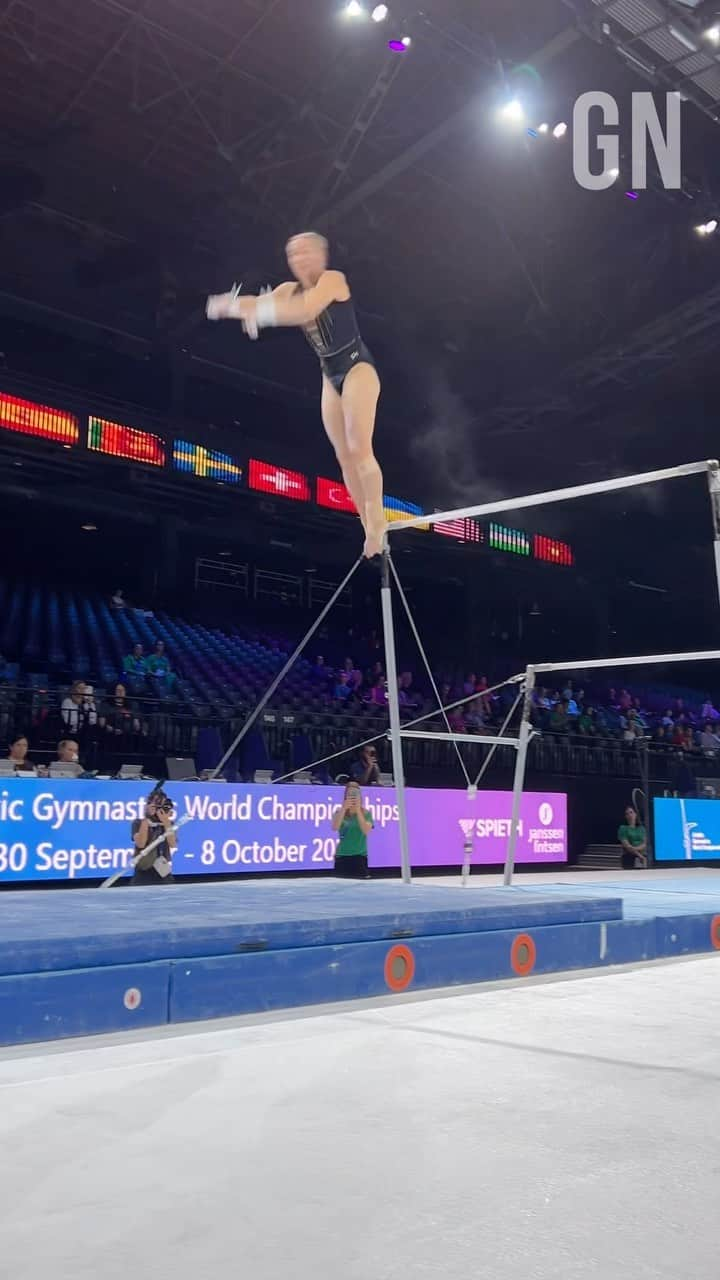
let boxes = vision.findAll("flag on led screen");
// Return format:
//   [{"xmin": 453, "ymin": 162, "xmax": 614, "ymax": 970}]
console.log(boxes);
[
  {"xmin": 489, "ymin": 522, "xmax": 531, "ymax": 556},
  {"xmin": 434, "ymin": 517, "xmax": 482, "ymax": 543},
  {"xmin": 0, "ymin": 392, "xmax": 79, "ymax": 445},
  {"xmin": 534, "ymin": 534, "xmax": 574, "ymax": 566},
  {"xmin": 248, "ymin": 458, "xmax": 310, "ymax": 502},
  {"xmin": 173, "ymin": 440, "xmax": 242, "ymax": 484},
  {"xmin": 383, "ymin": 494, "xmax": 428, "ymax": 529},
  {"xmin": 88, "ymin": 417, "xmax": 165, "ymax": 466},
  {"xmin": 316, "ymin": 477, "xmax": 357, "ymax": 513}
]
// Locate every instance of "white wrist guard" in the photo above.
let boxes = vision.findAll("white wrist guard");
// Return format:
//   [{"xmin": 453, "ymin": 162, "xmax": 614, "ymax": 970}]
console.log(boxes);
[{"xmin": 255, "ymin": 294, "xmax": 278, "ymax": 329}]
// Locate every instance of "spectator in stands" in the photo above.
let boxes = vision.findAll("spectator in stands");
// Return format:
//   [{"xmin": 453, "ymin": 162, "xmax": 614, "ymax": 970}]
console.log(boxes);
[
  {"xmin": 549, "ymin": 700, "xmax": 569, "ymax": 734},
  {"xmin": 680, "ymin": 725, "xmax": 697, "ymax": 753},
  {"xmin": 61, "ymin": 681, "xmax": 97, "ymax": 735},
  {"xmin": 622, "ymin": 709, "xmax": 643, "ymax": 744},
  {"xmin": 700, "ymin": 722, "xmax": 720, "ymax": 753},
  {"xmin": 653, "ymin": 725, "xmax": 669, "ymax": 749},
  {"xmin": 343, "ymin": 657, "xmax": 363, "ymax": 691},
  {"xmin": 7, "ymin": 735, "xmax": 35, "ymax": 773},
  {"xmin": 701, "ymin": 697, "xmax": 720, "ymax": 722},
  {"xmin": 334, "ymin": 671, "xmax": 353, "ymax": 703},
  {"xmin": 593, "ymin": 704, "xmax": 609, "ymax": 735},
  {"xmin": 565, "ymin": 689, "xmax": 580, "ymax": 718},
  {"xmin": 661, "ymin": 708, "xmax": 674, "ymax": 728},
  {"xmin": 475, "ymin": 675, "xmax": 494, "ymax": 718},
  {"xmin": 618, "ymin": 805, "xmax": 648, "ymax": 869},
  {"xmin": 619, "ymin": 689, "xmax": 632, "ymax": 712},
  {"xmin": 365, "ymin": 675, "xmax": 387, "ymax": 707},
  {"xmin": 368, "ymin": 660, "xmax": 385, "ymax": 686},
  {"xmin": 448, "ymin": 706, "xmax": 466, "ymax": 733},
  {"xmin": 463, "ymin": 673, "xmax": 477, "ymax": 697},
  {"xmin": 101, "ymin": 683, "xmax": 141, "ymax": 735},
  {"xmin": 577, "ymin": 706, "xmax": 596, "ymax": 736},
  {"xmin": 465, "ymin": 695, "xmax": 486, "ymax": 732},
  {"xmin": 123, "ymin": 643, "xmax": 148, "ymax": 695},
  {"xmin": 111, "ymin": 588, "xmax": 126, "ymax": 610},
  {"xmin": 351, "ymin": 745, "xmax": 382, "ymax": 786},
  {"xmin": 51, "ymin": 740, "xmax": 83, "ymax": 776},
  {"xmin": 532, "ymin": 686, "xmax": 548, "ymax": 716},
  {"xmin": 146, "ymin": 640, "xmax": 176, "ymax": 698},
  {"xmin": 399, "ymin": 671, "xmax": 420, "ymax": 710}
]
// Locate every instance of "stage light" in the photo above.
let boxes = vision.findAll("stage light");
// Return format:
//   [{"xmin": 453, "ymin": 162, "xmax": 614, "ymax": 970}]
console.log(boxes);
[
  {"xmin": 499, "ymin": 98, "xmax": 525, "ymax": 123},
  {"xmin": 371, "ymin": 4, "xmax": 388, "ymax": 19},
  {"xmin": 401, "ymin": 35, "xmax": 411, "ymax": 45},
  {"xmin": 552, "ymin": 121, "xmax": 567, "ymax": 138},
  {"xmin": 695, "ymin": 219, "xmax": 718, "ymax": 235},
  {"xmin": 625, "ymin": 191, "xmax": 638, "ymax": 200},
  {"xmin": 81, "ymin": 523, "xmax": 98, "ymax": 532},
  {"xmin": 538, "ymin": 122, "xmax": 549, "ymax": 134},
  {"xmin": 704, "ymin": 24, "xmax": 720, "ymax": 43},
  {"xmin": 344, "ymin": 1, "xmax": 365, "ymax": 16},
  {"xmin": 608, "ymin": 166, "xmax": 620, "ymax": 179},
  {"xmin": 388, "ymin": 36, "xmax": 409, "ymax": 50}
]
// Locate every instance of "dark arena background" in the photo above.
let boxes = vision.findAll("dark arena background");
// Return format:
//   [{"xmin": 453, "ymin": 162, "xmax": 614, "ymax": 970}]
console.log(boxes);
[{"xmin": 1, "ymin": 2, "xmax": 720, "ymax": 1277}]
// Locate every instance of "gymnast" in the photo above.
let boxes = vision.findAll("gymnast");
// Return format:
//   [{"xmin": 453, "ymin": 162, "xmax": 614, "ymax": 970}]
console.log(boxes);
[{"xmin": 206, "ymin": 231, "xmax": 386, "ymax": 558}]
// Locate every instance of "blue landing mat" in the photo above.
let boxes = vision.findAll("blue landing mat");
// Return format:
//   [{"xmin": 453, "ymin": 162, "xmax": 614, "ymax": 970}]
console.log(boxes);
[
  {"xmin": 509, "ymin": 876, "xmax": 720, "ymax": 921},
  {"xmin": 0, "ymin": 881, "xmax": 623, "ymax": 976}
]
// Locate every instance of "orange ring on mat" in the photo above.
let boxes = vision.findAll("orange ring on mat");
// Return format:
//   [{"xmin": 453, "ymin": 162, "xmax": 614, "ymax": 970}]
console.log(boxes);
[
  {"xmin": 511, "ymin": 933, "xmax": 537, "ymax": 977},
  {"xmin": 384, "ymin": 944, "xmax": 416, "ymax": 992},
  {"xmin": 711, "ymin": 916, "xmax": 720, "ymax": 951}
]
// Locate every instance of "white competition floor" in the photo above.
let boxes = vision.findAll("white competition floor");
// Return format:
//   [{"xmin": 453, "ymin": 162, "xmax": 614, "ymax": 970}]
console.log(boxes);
[{"xmin": 1, "ymin": 953, "xmax": 718, "ymax": 1280}]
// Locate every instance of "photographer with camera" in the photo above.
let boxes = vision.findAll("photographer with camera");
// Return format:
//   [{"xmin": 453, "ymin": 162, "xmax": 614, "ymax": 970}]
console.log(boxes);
[
  {"xmin": 350, "ymin": 744, "xmax": 382, "ymax": 787},
  {"xmin": 130, "ymin": 788, "xmax": 177, "ymax": 885},
  {"xmin": 332, "ymin": 781, "xmax": 374, "ymax": 879}
]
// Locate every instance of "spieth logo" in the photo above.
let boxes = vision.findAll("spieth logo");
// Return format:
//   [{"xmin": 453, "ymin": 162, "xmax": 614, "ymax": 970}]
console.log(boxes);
[
  {"xmin": 458, "ymin": 818, "xmax": 475, "ymax": 840},
  {"xmin": 538, "ymin": 802, "xmax": 553, "ymax": 826}
]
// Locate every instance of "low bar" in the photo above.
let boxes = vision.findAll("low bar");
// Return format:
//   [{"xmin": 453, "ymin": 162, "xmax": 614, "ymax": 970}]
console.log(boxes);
[
  {"xmin": 397, "ymin": 730, "xmax": 521, "ymax": 748},
  {"xmin": 386, "ymin": 459, "xmax": 717, "ymax": 534},
  {"xmin": 527, "ymin": 648, "xmax": 720, "ymax": 676}
]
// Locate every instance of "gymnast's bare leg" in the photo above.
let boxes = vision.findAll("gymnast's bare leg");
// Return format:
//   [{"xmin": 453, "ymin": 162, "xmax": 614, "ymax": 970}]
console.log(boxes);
[{"xmin": 321, "ymin": 369, "xmax": 384, "ymax": 558}]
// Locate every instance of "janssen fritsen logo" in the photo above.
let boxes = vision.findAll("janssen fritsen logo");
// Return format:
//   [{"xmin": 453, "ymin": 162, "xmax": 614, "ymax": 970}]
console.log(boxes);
[{"xmin": 538, "ymin": 802, "xmax": 553, "ymax": 826}]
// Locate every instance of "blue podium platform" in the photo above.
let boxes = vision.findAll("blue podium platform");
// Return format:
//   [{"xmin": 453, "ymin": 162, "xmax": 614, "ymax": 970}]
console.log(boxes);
[{"xmin": 1, "ymin": 877, "xmax": 719, "ymax": 1046}]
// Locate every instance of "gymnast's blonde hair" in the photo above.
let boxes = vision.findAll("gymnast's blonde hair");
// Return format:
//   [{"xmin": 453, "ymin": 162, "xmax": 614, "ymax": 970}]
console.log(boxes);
[{"xmin": 286, "ymin": 231, "xmax": 329, "ymax": 253}]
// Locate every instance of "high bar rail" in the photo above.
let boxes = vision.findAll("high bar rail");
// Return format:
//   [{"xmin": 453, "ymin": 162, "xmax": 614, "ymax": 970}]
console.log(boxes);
[
  {"xmin": 386, "ymin": 459, "xmax": 719, "ymax": 534},
  {"xmin": 525, "ymin": 648, "xmax": 720, "ymax": 676}
]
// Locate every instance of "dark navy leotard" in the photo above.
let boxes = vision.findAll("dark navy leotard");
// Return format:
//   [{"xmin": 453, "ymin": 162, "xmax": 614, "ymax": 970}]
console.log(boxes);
[{"xmin": 296, "ymin": 286, "xmax": 376, "ymax": 393}]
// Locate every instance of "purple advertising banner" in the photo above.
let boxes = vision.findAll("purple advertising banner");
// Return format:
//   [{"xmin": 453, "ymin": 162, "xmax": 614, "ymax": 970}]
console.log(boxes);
[{"xmin": 0, "ymin": 781, "xmax": 567, "ymax": 881}]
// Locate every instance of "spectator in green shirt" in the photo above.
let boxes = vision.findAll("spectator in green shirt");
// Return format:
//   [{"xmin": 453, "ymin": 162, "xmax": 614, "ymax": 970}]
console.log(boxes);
[
  {"xmin": 146, "ymin": 640, "xmax": 176, "ymax": 697},
  {"xmin": 332, "ymin": 781, "xmax": 374, "ymax": 879},
  {"xmin": 618, "ymin": 806, "xmax": 648, "ymax": 869},
  {"xmin": 123, "ymin": 643, "xmax": 148, "ymax": 696}
]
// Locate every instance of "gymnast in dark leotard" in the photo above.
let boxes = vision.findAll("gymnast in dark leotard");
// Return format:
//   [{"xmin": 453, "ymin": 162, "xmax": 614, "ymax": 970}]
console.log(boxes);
[{"xmin": 206, "ymin": 232, "xmax": 385, "ymax": 558}]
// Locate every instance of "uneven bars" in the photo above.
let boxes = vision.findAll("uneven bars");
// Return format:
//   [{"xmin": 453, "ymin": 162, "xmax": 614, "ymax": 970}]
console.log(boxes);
[
  {"xmin": 386, "ymin": 459, "xmax": 717, "ymax": 534},
  {"xmin": 527, "ymin": 648, "xmax": 720, "ymax": 676}
]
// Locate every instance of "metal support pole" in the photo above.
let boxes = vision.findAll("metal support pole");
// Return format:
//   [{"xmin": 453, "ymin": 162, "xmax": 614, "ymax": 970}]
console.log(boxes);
[
  {"xmin": 210, "ymin": 556, "xmax": 362, "ymax": 780},
  {"xmin": 707, "ymin": 464, "xmax": 720, "ymax": 611},
  {"xmin": 503, "ymin": 665, "xmax": 537, "ymax": 887},
  {"xmin": 380, "ymin": 549, "xmax": 412, "ymax": 884}
]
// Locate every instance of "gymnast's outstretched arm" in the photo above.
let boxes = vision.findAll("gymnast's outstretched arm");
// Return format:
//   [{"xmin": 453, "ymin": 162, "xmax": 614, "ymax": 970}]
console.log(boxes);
[{"xmin": 207, "ymin": 271, "xmax": 350, "ymax": 330}]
